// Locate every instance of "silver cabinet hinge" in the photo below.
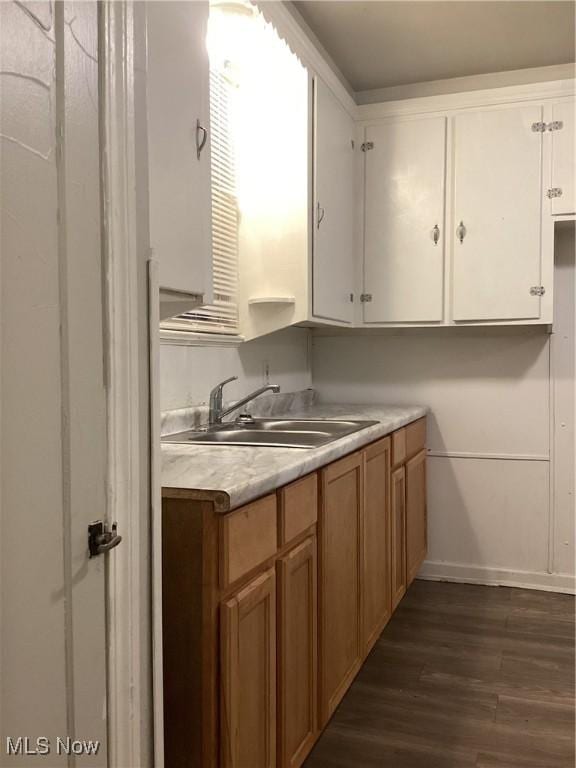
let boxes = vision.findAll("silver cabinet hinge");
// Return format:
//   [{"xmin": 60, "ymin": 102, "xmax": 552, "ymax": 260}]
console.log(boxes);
[
  {"xmin": 547, "ymin": 120, "xmax": 564, "ymax": 132},
  {"xmin": 360, "ymin": 293, "xmax": 373, "ymax": 303},
  {"xmin": 361, "ymin": 141, "xmax": 374, "ymax": 152},
  {"xmin": 547, "ymin": 187, "xmax": 563, "ymax": 199},
  {"xmin": 531, "ymin": 121, "xmax": 547, "ymax": 132},
  {"xmin": 530, "ymin": 286, "xmax": 545, "ymax": 297}
]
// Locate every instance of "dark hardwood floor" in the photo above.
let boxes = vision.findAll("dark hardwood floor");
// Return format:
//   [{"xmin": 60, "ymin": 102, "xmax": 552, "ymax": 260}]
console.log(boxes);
[{"xmin": 305, "ymin": 581, "xmax": 575, "ymax": 768}]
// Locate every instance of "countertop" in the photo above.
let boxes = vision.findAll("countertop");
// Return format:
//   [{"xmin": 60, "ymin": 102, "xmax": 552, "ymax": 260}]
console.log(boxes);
[{"xmin": 161, "ymin": 400, "xmax": 428, "ymax": 513}]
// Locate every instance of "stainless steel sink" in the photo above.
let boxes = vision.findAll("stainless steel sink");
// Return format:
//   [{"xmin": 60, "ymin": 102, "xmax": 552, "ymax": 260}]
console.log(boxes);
[{"xmin": 161, "ymin": 418, "xmax": 379, "ymax": 449}]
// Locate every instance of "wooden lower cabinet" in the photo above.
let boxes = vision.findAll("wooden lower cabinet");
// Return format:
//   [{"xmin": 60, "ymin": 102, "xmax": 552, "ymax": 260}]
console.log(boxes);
[
  {"xmin": 277, "ymin": 537, "xmax": 318, "ymax": 768},
  {"xmin": 391, "ymin": 465, "xmax": 407, "ymax": 611},
  {"xmin": 162, "ymin": 417, "xmax": 427, "ymax": 768},
  {"xmin": 319, "ymin": 452, "xmax": 363, "ymax": 726},
  {"xmin": 406, "ymin": 448, "xmax": 427, "ymax": 585},
  {"xmin": 221, "ymin": 568, "xmax": 277, "ymax": 768},
  {"xmin": 363, "ymin": 437, "xmax": 392, "ymax": 654}
]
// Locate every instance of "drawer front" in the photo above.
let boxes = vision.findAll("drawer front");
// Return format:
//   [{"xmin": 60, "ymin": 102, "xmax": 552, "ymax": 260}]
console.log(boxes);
[
  {"xmin": 406, "ymin": 418, "xmax": 426, "ymax": 459},
  {"xmin": 392, "ymin": 428, "xmax": 406, "ymax": 467},
  {"xmin": 278, "ymin": 473, "xmax": 318, "ymax": 546},
  {"xmin": 221, "ymin": 495, "xmax": 278, "ymax": 588}
]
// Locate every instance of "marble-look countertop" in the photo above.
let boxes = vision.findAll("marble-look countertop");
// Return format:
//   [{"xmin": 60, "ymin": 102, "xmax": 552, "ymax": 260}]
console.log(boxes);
[{"xmin": 162, "ymin": 397, "xmax": 428, "ymax": 513}]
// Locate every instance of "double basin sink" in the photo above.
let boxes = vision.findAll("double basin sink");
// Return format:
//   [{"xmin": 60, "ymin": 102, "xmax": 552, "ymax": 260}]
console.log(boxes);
[{"xmin": 162, "ymin": 418, "xmax": 379, "ymax": 449}]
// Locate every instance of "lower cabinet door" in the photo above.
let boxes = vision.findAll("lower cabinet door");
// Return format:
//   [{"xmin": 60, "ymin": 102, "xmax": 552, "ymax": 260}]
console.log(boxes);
[
  {"xmin": 391, "ymin": 465, "xmax": 407, "ymax": 611},
  {"xmin": 319, "ymin": 452, "xmax": 363, "ymax": 725},
  {"xmin": 363, "ymin": 438, "xmax": 392, "ymax": 654},
  {"xmin": 278, "ymin": 536, "xmax": 318, "ymax": 768},
  {"xmin": 221, "ymin": 569, "xmax": 276, "ymax": 768},
  {"xmin": 406, "ymin": 449, "xmax": 427, "ymax": 585}
]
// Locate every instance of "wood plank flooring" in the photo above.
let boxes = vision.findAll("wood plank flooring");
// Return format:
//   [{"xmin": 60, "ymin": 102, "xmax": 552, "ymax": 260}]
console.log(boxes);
[{"xmin": 305, "ymin": 581, "xmax": 575, "ymax": 768}]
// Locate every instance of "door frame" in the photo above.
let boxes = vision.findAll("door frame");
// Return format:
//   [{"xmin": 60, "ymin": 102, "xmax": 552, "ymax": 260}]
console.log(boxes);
[{"xmin": 100, "ymin": 2, "xmax": 157, "ymax": 766}]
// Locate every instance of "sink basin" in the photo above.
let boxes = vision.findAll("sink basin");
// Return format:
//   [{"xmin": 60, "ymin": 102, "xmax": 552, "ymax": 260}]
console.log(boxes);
[{"xmin": 161, "ymin": 418, "xmax": 379, "ymax": 449}]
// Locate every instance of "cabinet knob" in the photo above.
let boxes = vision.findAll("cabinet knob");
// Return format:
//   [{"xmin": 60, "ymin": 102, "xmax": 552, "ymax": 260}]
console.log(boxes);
[
  {"xmin": 432, "ymin": 224, "xmax": 440, "ymax": 246},
  {"xmin": 196, "ymin": 119, "xmax": 208, "ymax": 160},
  {"xmin": 456, "ymin": 221, "xmax": 467, "ymax": 243},
  {"xmin": 317, "ymin": 202, "xmax": 325, "ymax": 229}
]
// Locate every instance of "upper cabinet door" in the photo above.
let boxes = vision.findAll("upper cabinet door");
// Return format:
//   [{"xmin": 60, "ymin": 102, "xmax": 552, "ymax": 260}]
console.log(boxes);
[
  {"xmin": 550, "ymin": 99, "xmax": 575, "ymax": 216},
  {"xmin": 452, "ymin": 105, "xmax": 543, "ymax": 322},
  {"xmin": 363, "ymin": 117, "xmax": 446, "ymax": 323},
  {"xmin": 147, "ymin": 1, "xmax": 213, "ymax": 299},
  {"xmin": 313, "ymin": 78, "xmax": 356, "ymax": 323}
]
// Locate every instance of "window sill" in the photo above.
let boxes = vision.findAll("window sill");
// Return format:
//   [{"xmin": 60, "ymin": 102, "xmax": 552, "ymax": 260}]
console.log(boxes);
[{"xmin": 159, "ymin": 329, "xmax": 244, "ymax": 348}]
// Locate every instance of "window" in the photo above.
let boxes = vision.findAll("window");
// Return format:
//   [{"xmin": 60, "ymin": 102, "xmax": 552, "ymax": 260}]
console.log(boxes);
[{"xmin": 161, "ymin": 65, "xmax": 239, "ymax": 336}]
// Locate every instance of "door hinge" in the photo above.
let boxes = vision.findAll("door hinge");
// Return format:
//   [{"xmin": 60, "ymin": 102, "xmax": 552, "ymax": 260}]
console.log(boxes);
[
  {"xmin": 530, "ymin": 286, "xmax": 545, "ymax": 297},
  {"xmin": 88, "ymin": 520, "xmax": 122, "ymax": 557},
  {"xmin": 547, "ymin": 120, "xmax": 564, "ymax": 132},
  {"xmin": 349, "ymin": 293, "xmax": 354, "ymax": 302},
  {"xmin": 531, "ymin": 121, "xmax": 546, "ymax": 132},
  {"xmin": 360, "ymin": 293, "xmax": 373, "ymax": 303},
  {"xmin": 547, "ymin": 187, "xmax": 563, "ymax": 199},
  {"xmin": 361, "ymin": 141, "xmax": 374, "ymax": 152}
]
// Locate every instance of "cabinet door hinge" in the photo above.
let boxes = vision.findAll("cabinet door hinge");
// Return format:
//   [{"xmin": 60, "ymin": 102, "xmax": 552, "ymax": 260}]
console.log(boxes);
[
  {"xmin": 530, "ymin": 286, "xmax": 545, "ymax": 297},
  {"xmin": 531, "ymin": 122, "xmax": 546, "ymax": 132},
  {"xmin": 349, "ymin": 293, "xmax": 354, "ymax": 302},
  {"xmin": 360, "ymin": 293, "xmax": 373, "ymax": 303},
  {"xmin": 547, "ymin": 120, "xmax": 564, "ymax": 132},
  {"xmin": 361, "ymin": 141, "xmax": 374, "ymax": 152},
  {"xmin": 547, "ymin": 187, "xmax": 563, "ymax": 199}
]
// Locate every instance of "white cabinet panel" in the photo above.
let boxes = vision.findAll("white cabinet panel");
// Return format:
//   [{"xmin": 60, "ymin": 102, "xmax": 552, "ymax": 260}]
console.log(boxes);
[
  {"xmin": 452, "ymin": 105, "xmax": 543, "ymax": 322},
  {"xmin": 550, "ymin": 99, "xmax": 575, "ymax": 216},
  {"xmin": 363, "ymin": 117, "xmax": 446, "ymax": 323},
  {"xmin": 313, "ymin": 78, "xmax": 355, "ymax": 323},
  {"xmin": 147, "ymin": 1, "xmax": 213, "ymax": 299}
]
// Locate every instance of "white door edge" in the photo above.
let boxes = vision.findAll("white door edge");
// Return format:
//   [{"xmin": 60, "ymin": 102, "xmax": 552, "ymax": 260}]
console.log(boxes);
[{"xmin": 100, "ymin": 2, "xmax": 154, "ymax": 766}]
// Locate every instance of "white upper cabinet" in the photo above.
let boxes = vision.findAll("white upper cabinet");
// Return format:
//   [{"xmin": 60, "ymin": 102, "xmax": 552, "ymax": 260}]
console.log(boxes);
[
  {"xmin": 363, "ymin": 117, "xmax": 446, "ymax": 323},
  {"xmin": 549, "ymin": 99, "xmax": 575, "ymax": 216},
  {"xmin": 451, "ymin": 105, "xmax": 543, "ymax": 322},
  {"xmin": 313, "ymin": 78, "xmax": 356, "ymax": 324},
  {"xmin": 147, "ymin": 1, "xmax": 213, "ymax": 305}
]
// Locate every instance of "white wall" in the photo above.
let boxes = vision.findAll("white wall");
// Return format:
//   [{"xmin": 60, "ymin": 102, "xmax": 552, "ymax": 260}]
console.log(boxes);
[
  {"xmin": 160, "ymin": 327, "xmax": 312, "ymax": 410},
  {"xmin": 312, "ymin": 225, "xmax": 575, "ymax": 592},
  {"xmin": 552, "ymin": 223, "xmax": 576, "ymax": 579}
]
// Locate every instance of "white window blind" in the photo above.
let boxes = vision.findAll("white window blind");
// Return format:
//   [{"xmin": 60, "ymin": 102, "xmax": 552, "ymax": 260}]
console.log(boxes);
[{"xmin": 162, "ymin": 68, "xmax": 239, "ymax": 335}]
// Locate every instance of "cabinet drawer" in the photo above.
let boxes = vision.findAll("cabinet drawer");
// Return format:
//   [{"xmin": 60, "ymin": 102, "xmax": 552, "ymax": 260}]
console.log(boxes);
[
  {"xmin": 278, "ymin": 473, "xmax": 318, "ymax": 546},
  {"xmin": 406, "ymin": 418, "xmax": 426, "ymax": 459},
  {"xmin": 392, "ymin": 428, "xmax": 406, "ymax": 467},
  {"xmin": 220, "ymin": 495, "xmax": 278, "ymax": 588}
]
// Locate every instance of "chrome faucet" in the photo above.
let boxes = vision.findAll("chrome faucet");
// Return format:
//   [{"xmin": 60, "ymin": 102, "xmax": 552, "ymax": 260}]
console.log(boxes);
[{"xmin": 208, "ymin": 376, "xmax": 280, "ymax": 427}]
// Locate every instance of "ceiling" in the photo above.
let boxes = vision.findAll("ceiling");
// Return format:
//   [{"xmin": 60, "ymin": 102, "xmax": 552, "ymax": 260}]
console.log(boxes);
[{"xmin": 292, "ymin": 1, "xmax": 576, "ymax": 92}]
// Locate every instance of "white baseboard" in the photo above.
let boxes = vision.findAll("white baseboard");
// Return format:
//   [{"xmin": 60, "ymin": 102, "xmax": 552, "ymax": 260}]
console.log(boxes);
[{"xmin": 418, "ymin": 560, "xmax": 576, "ymax": 594}]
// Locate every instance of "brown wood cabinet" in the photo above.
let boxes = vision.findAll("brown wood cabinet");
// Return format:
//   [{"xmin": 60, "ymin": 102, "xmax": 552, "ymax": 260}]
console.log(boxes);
[
  {"xmin": 221, "ymin": 568, "xmax": 277, "ymax": 768},
  {"xmin": 278, "ymin": 536, "xmax": 318, "ymax": 768},
  {"xmin": 318, "ymin": 452, "xmax": 363, "ymax": 725},
  {"xmin": 363, "ymin": 437, "xmax": 392, "ymax": 654},
  {"xmin": 162, "ymin": 416, "xmax": 427, "ymax": 767},
  {"xmin": 390, "ymin": 465, "xmax": 407, "ymax": 611},
  {"xmin": 406, "ymin": 448, "xmax": 427, "ymax": 586}
]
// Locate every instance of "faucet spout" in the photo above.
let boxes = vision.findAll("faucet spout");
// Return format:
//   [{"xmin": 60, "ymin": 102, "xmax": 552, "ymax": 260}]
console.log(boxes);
[{"xmin": 208, "ymin": 377, "xmax": 280, "ymax": 427}]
